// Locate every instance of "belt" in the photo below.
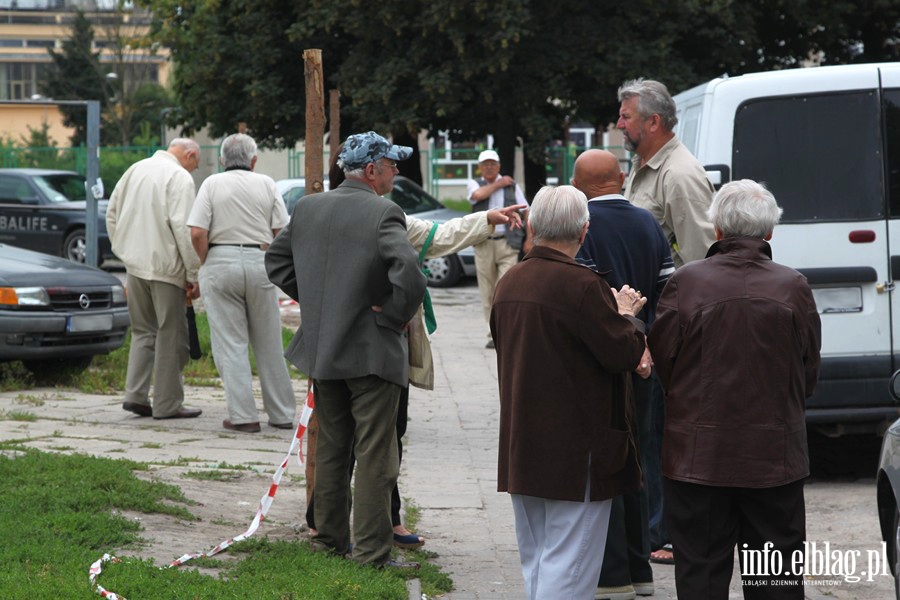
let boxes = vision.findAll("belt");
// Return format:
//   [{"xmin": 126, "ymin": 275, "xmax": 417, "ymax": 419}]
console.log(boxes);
[
  {"xmin": 209, "ymin": 243, "xmax": 263, "ymax": 249},
  {"xmin": 488, "ymin": 234, "xmax": 506, "ymax": 240}
]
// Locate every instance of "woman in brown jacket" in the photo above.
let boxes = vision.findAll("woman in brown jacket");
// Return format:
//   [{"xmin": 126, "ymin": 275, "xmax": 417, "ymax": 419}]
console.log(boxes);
[{"xmin": 491, "ymin": 185, "xmax": 648, "ymax": 600}]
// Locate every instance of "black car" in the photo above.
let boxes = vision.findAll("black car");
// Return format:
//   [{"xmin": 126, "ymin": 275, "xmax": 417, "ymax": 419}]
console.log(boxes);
[
  {"xmin": 0, "ymin": 168, "xmax": 113, "ymax": 264},
  {"xmin": 0, "ymin": 243, "xmax": 129, "ymax": 375}
]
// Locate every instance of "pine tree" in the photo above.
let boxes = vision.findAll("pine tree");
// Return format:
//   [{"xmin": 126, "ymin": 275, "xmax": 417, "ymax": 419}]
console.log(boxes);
[{"xmin": 39, "ymin": 10, "xmax": 108, "ymax": 146}]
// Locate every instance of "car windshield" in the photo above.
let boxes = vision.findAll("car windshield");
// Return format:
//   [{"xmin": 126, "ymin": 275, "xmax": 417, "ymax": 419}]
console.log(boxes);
[
  {"xmin": 33, "ymin": 174, "xmax": 86, "ymax": 203},
  {"xmin": 387, "ymin": 178, "xmax": 443, "ymax": 214}
]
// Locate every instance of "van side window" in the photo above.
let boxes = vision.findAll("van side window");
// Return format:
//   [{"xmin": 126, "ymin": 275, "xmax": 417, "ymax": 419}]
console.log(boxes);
[
  {"xmin": 885, "ymin": 89, "xmax": 900, "ymax": 218},
  {"xmin": 733, "ymin": 91, "xmax": 882, "ymax": 223},
  {"xmin": 679, "ymin": 104, "xmax": 702, "ymax": 157}
]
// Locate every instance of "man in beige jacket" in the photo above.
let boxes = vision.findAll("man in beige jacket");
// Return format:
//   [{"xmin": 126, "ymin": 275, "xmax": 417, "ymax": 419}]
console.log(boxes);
[{"xmin": 106, "ymin": 138, "xmax": 204, "ymax": 420}]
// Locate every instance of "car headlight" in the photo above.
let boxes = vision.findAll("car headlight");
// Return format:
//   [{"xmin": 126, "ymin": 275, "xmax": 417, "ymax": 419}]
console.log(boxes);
[
  {"xmin": 0, "ymin": 286, "xmax": 50, "ymax": 306},
  {"xmin": 111, "ymin": 285, "xmax": 126, "ymax": 305}
]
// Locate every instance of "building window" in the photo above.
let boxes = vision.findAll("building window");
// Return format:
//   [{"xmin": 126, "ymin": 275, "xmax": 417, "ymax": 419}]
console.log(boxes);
[{"xmin": 0, "ymin": 63, "xmax": 48, "ymax": 100}]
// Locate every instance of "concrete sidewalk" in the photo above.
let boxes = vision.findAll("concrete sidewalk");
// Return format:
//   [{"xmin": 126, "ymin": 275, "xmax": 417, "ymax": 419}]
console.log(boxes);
[{"xmin": 0, "ymin": 281, "xmax": 844, "ymax": 599}]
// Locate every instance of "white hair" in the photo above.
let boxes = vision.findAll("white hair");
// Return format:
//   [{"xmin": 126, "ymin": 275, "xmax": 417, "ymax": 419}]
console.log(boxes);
[
  {"xmin": 219, "ymin": 133, "xmax": 257, "ymax": 169},
  {"xmin": 707, "ymin": 179, "xmax": 783, "ymax": 239},
  {"xmin": 168, "ymin": 137, "xmax": 199, "ymax": 154},
  {"xmin": 529, "ymin": 185, "xmax": 589, "ymax": 244}
]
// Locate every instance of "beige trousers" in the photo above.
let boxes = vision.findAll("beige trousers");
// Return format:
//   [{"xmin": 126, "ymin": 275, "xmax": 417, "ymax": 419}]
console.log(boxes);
[
  {"xmin": 474, "ymin": 237, "xmax": 519, "ymax": 329},
  {"xmin": 124, "ymin": 274, "xmax": 189, "ymax": 417}
]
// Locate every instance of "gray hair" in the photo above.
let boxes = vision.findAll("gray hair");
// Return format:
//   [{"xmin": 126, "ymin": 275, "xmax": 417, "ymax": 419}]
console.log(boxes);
[
  {"xmin": 618, "ymin": 78, "xmax": 678, "ymax": 131},
  {"xmin": 168, "ymin": 137, "xmax": 199, "ymax": 154},
  {"xmin": 707, "ymin": 179, "xmax": 783, "ymax": 239},
  {"xmin": 339, "ymin": 161, "xmax": 366, "ymax": 179},
  {"xmin": 529, "ymin": 185, "xmax": 589, "ymax": 245},
  {"xmin": 219, "ymin": 133, "xmax": 257, "ymax": 169}
]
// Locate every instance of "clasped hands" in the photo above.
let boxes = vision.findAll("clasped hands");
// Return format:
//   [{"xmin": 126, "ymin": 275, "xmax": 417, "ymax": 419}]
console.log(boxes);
[{"xmin": 612, "ymin": 284, "xmax": 652, "ymax": 379}]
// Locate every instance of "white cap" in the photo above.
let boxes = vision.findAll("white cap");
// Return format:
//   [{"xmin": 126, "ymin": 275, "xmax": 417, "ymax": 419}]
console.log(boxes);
[{"xmin": 478, "ymin": 150, "xmax": 500, "ymax": 163}]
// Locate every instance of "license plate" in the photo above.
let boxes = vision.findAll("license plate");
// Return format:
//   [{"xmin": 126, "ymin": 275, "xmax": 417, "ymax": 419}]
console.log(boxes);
[{"xmin": 67, "ymin": 314, "xmax": 113, "ymax": 333}]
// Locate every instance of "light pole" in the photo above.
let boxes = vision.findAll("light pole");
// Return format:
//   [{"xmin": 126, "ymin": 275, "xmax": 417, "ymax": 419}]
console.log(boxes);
[{"xmin": 159, "ymin": 107, "xmax": 174, "ymax": 147}]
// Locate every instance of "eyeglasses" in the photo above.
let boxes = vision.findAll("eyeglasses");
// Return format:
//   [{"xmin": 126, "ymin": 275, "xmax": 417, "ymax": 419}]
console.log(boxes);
[{"xmin": 379, "ymin": 159, "xmax": 397, "ymax": 169}]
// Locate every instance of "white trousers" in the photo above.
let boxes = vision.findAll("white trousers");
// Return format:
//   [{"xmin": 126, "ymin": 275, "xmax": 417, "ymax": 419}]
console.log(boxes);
[
  {"xmin": 200, "ymin": 246, "xmax": 296, "ymax": 425},
  {"xmin": 511, "ymin": 474, "xmax": 612, "ymax": 600}
]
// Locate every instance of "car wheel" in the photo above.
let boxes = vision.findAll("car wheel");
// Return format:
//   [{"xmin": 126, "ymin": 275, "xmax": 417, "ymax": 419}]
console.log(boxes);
[
  {"xmin": 423, "ymin": 255, "xmax": 462, "ymax": 288},
  {"xmin": 23, "ymin": 356, "xmax": 93, "ymax": 378},
  {"xmin": 63, "ymin": 228, "xmax": 87, "ymax": 263}
]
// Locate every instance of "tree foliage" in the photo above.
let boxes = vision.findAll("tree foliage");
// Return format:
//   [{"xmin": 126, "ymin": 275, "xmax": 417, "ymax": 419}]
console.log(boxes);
[
  {"xmin": 39, "ymin": 10, "xmax": 108, "ymax": 146},
  {"xmin": 39, "ymin": 7, "xmax": 173, "ymax": 147},
  {"xmin": 139, "ymin": 0, "xmax": 899, "ymax": 188}
]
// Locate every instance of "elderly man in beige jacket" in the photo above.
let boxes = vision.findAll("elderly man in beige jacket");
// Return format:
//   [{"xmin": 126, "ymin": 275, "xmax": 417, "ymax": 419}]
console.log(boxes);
[{"xmin": 106, "ymin": 138, "xmax": 204, "ymax": 420}]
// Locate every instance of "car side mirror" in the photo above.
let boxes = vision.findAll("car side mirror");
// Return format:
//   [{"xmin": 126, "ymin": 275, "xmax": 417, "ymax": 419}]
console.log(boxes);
[{"xmin": 891, "ymin": 370, "xmax": 900, "ymax": 402}]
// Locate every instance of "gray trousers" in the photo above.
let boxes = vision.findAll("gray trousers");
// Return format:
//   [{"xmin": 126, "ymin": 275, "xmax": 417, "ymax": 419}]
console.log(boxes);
[
  {"xmin": 311, "ymin": 375, "xmax": 400, "ymax": 566},
  {"xmin": 124, "ymin": 274, "xmax": 189, "ymax": 417},
  {"xmin": 200, "ymin": 246, "xmax": 296, "ymax": 425}
]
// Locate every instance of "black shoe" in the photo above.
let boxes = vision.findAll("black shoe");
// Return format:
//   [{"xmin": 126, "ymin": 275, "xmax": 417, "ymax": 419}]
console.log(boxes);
[
  {"xmin": 222, "ymin": 419, "xmax": 260, "ymax": 432},
  {"xmin": 268, "ymin": 421, "xmax": 294, "ymax": 430},
  {"xmin": 122, "ymin": 401, "xmax": 152, "ymax": 417}
]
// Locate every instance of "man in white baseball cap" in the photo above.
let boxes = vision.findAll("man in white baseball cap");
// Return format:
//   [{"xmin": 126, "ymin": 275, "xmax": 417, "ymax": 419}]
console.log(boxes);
[{"xmin": 466, "ymin": 149, "xmax": 528, "ymax": 348}]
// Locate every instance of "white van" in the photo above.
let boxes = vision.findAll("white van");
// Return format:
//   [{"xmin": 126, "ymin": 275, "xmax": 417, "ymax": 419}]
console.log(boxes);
[{"xmin": 672, "ymin": 62, "xmax": 900, "ymax": 436}]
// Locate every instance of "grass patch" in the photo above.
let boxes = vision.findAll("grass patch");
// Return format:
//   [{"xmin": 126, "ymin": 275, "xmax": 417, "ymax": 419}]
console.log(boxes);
[
  {"xmin": 441, "ymin": 198, "xmax": 470, "ymax": 213},
  {"xmin": 0, "ymin": 448, "xmax": 193, "ymax": 596},
  {"xmin": 14, "ymin": 393, "xmax": 45, "ymax": 407},
  {"xmin": 181, "ymin": 469, "xmax": 243, "ymax": 482},
  {"xmin": 0, "ymin": 410, "xmax": 37, "ymax": 421},
  {"xmin": 0, "ymin": 448, "xmax": 448, "ymax": 598}
]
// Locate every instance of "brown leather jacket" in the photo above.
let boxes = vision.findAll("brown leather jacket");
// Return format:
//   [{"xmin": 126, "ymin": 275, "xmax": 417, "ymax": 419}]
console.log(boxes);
[
  {"xmin": 648, "ymin": 237, "xmax": 821, "ymax": 488},
  {"xmin": 491, "ymin": 246, "xmax": 646, "ymax": 502}
]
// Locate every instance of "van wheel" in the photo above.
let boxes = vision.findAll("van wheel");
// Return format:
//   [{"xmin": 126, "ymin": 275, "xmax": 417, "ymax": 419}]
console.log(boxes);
[{"xmin": 63, "ymin": 229, "xmax": 87, "ymax": 263}]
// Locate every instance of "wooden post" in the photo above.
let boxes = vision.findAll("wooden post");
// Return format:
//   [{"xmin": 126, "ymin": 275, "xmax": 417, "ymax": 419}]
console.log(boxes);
[
  {"xmin": 329, "ymin": 89, "xmax": 341, "ymax": 164},
  {"xmin": 302, "ymin": 49, "xmax": 325, "ymax": 512},
  {"xmin": 304, "ymin": 49, "xmax": 326, "ymax": 195}
]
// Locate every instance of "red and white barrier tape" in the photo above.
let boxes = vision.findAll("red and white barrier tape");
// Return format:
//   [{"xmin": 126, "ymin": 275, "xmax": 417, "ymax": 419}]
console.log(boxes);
[{"xmin": 89, "ymin": 387, "xmax": 316, "ymax": 599}]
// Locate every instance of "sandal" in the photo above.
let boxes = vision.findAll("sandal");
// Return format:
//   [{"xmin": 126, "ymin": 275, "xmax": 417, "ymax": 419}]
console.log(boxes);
[{"xmin": 650, "ymin": 544, "xmax": 675, "ymax": 565}]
